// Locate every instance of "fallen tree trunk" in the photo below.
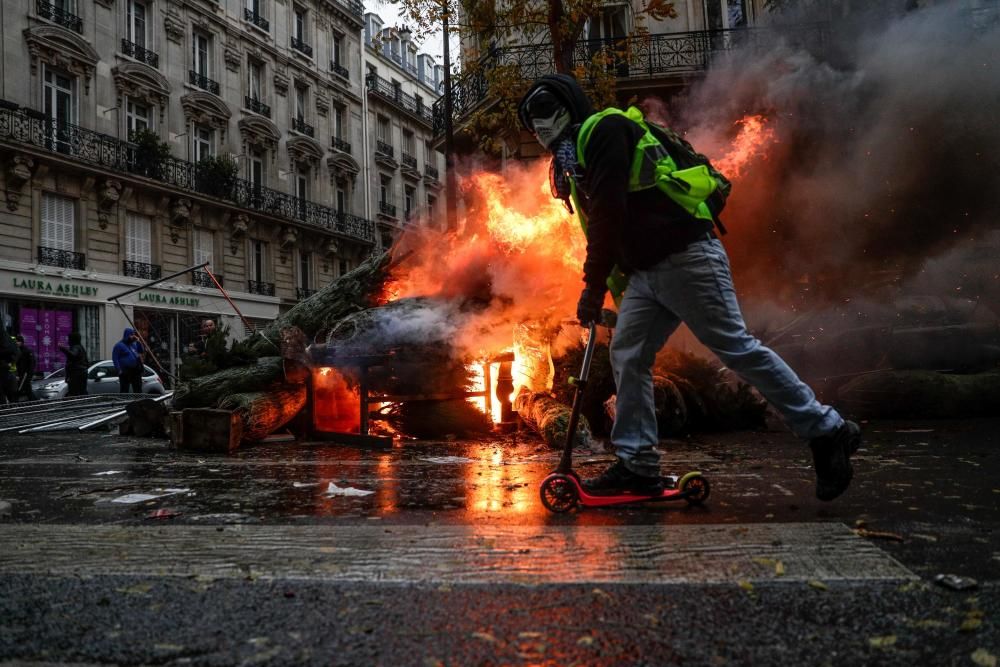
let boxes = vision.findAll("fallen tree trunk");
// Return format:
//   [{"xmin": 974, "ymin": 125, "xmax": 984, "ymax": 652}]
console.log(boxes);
[
  {"xmin": 218, "ymin": 384, "xmax": 307, "ymax": 440},
  {"xmin": 515, "ymin": 390, "xmax": 591, "ymax": 449},
  {"xmin": 246, "ymin": 251, "xmax": 393, "ymax": 356},
  {"xmin": 173, "ymin": 356, "xmax": 286, "ymax": 409}
]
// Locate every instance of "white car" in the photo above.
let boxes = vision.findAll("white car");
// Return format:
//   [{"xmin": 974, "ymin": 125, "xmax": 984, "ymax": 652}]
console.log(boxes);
[{"xmin": 33, "ymin": 360, "xmax": 166, "ymax": 400}]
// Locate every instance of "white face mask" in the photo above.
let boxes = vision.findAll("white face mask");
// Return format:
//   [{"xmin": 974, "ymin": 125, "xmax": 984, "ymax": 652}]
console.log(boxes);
[{"xmin": 531, "ymin": 108, "xmax": 571, "ymax": 150}]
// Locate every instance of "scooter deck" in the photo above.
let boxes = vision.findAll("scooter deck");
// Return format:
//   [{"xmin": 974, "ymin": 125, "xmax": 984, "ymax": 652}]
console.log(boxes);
[{"xmin": 541, "ymin": 472, "xmax": 708, "ymax": 511}]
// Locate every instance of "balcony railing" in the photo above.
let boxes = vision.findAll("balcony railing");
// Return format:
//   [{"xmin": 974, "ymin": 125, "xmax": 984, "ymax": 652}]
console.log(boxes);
[
  {"xmin": 121, "ymin": 39, "xmax": 159, "ymax": 68},
  {"xmin": 38, "ymin": 246, "xmax": 85, "ymax": 270},
  {"xmin": 296, "ymin": 287, "xmax": 317, "ymax": 300},
  {"xmin": 244, "ymin": 96, "xmax": 271, "ymax": 118},
  {"xmin": 375, "ymin": 140, "xmax": 394, "ymax": 158},
  {"xmin": 291, "ymin": 36, "xmax": 313, "ymax": 57},
  {"xmin": 189, "ymin": 70, "xmax": 220, "ymax": 95},
  {"xmin": 401, "ymin": 153, "xmax": 417, "ymax": 170},
  {"xmin": 192, "ymin": 270, "xmax": 222, "ymax": 287},
  {"xmin": 292, "ymin": 117, "xmax": 314, "ymax": 137},
  {"xmin": 244, "ymin": 8, "xmax": 269, "ymax": 31},
  {"xmin": 331, "ymin": 61, "xmax": 349, "ymax": 80},
  {"xmin": 36, "ymin": 0, "xmax": 83, "ymax": 33},
  {"xmin": 424, "ymin": 164, "xmax": 439, "ymax": 180},
  {"xmin": 331, "ymin": 136, "xmax": 351, "ymax": 153},
  {"xmin": 365, "ymin": 74, "xmax": 434, "ymax": 126},
  {"xmin": 248, "ymin": 280, "xmax": 275, "ymax": 296},
  {"xmin": 432, "ymin": 23, "xmax": 829, "ymax": 136},
  {"xmin": 378, "ymin": 200, "xmax": 397, "ymax": 217},
  {"xmin": 333, "ymin": 0, "xmax": 363, "ymax": 18},
  {"xmin": 123, "ymin": 260, "xmax": 162, "ymax": 280},
  {"xmin": 0, "ymin": 104, "xmax": 376, "ymax": 246}
]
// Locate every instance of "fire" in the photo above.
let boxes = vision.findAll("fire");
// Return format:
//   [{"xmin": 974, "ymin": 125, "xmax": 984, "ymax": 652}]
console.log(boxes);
[{"xmin": 713, "ymin": 114, "xmax": 776, "ymax": 180}]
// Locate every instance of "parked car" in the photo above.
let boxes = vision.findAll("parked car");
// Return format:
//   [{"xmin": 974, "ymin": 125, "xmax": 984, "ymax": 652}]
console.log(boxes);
[{"xmin": 32, "ymin": 360, "xmax": 165, "ymax": 400}]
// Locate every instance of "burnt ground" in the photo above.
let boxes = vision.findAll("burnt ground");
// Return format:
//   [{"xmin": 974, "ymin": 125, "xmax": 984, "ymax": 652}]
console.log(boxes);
[{"xmin": 0, "ymin": 418, "xmax": 997, "ymax": 665}]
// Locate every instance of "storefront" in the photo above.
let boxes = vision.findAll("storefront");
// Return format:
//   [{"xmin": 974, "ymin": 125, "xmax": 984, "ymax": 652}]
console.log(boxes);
[{"xmin": 0, "ymin": 264, "xmax": 280, "ymax": 382}]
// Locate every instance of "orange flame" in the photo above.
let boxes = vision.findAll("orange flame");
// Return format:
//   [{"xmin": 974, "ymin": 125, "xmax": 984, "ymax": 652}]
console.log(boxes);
[{"xmin": 713, "ymin": 114, "xmax": 777, "ymax": 179}]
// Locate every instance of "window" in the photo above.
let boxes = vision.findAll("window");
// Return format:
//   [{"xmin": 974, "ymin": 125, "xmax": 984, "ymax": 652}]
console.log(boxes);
[
  {"xmin": 391, "ymin": 79, "xmax": 401, "ymax": 100},
  {"xmin": 296, "ymin": 170, "xmax": 309, "ymax": 200},
  {"xmin": 40, "ymin": 193, "xmax": 75, "ymax": 251},
  {"xmin": 126, "ymin": 0, "xmax": 148, "ymax": 48},
  {"xmin": 249, "ymin": 239, "xmax": 268, "ymax": 282},
  {"xmin": 379, "ymin": 174, "xmax": 391, "ymax": 204},
  {"xmin": 339, "ymin": 259, "xmax": 348, "ymax": 277},
  {"xmin": 402, "ymin": 130, "xmax": 415, "ymax": 156},
  {"xmin": 332, "ymin": 33, "xmax": 343, "ymax": 65},
  {"xmin": 336, "ymin": 188, "xmax": 346, "ymax": 213},
  {"xmin": 43, "ymin": 66, "xmax": 76, "ymax": 127},
  {"xmin": 125, "ymin": 213, "xmax": 153, "ymax": 264},
  {"xmin": 376, "ymin": 116, "xmax": 390, "ymax": 142},
  {"xmin": 299, "ymin": 252, "xmax": 311, "ymax": 290},
  {"xmin": 193, "ymin": 228, "xmax": 214, "ymax": 269},
  {"xmin": 246, "ymin": 0, "xmax": 262, "ymax": 16},
  {"xmin": 333, "ymin": 105, "xmax": 344, "ymax": 139},
  {"xmin": 247, "ymin": 59, "xmax": 263, "ymax": 101},
  {"xmin": 415, "ymin": 93, "xmax": 424, "ymax": 113},
  {"xmin": 250, "ymin": 150, "xmax": 265, "ymax": 191},
  {"xmin": 294, "ymin": 5, "xmax": 306, "ymax": 41},
  {"xmin": 193, "ymin": 124, "xmax": 214, "ymax": 162},
  {"xmin": 295, "ymin": 84, "xmax": 307, "ymax": 122},
  {"xmin": 404, "ymin": 185, "xmax": 414, "ymax": 219},
  {"xmin": 126, "ymin": 98, "xmax": 151, "ymax": 137},
  {"xmin": 193, "ymin": 31, "xmax": 211, "ymax": 77}
]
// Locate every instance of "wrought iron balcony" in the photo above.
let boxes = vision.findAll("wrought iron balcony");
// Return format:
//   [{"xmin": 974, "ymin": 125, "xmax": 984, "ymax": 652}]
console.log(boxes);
[
  {"xmin": 38, "ymin": 246, "xmax": 85, "ymax": 270},
  {"xmin": 401, "ymin": 153, "xmax": 417, "ymax": 170},
  {"xmin": 244, "ymin": 96, "xmax": 271, "ymax": 118},
  {"xmin": 188, "ymin": 70, "xmax": 220, "ymax": 95},
  {"xmin": 331, "ymin": 136, "xmax": 351, "ymax": 153},
  {"xmin": 248, "ymin": 280, "xmax": 275, "ymax": 296},
  {"xmin": 121, "ymin": 39, "xmax": 159, "ymax": 68},
  {"xmin": 291, "ymin": 36, "xmax": 313, "ymax": 57},
  {"xmin": 296, "ymin": 287, "xmax": 317, "ymax": 300},
  {"xmin": 375, "ymin": 140, "xmax": 394, "ymax": 158},
  {"xmin": 36, "ymin": 0, "xmax": 83, "ymax": 33},
  {"xmin": 1, "ymin": 105, "xmax": 377, "ymax": 246},
  {"xmin": 378, "ymin": 200, "xmax": 397, "ymax": 217},
  {"xmin": 292, "ymin": 117, "xmax": 314, "ymax": 137},
  {"xmin": 192, "ymin": 270, "xmax": 222, "ymax": 287},
  {"xmin": 333, "ymin": 0, "xmax": 363, "ymax": 18},
  {"xmin": 432, "ymin": 23, "xmax": 829, "ymax": 136},
  {"xmin": 424, "ymin": 164, "xmax": 439, "ymax": 180},
  {"xmin": 244, "ymin": 8, "xmax": 269, "ymax": 31},
  {"xmin": 331, "ymin": 61, "xmax": 349, "ymax": 80},
  {"xmin": 365, "ymin": 74, "xmax": 434, "ymax": 126},
  {"xmin": 123, "ymin": 260, "xmax": 162, "ymax": 280}
]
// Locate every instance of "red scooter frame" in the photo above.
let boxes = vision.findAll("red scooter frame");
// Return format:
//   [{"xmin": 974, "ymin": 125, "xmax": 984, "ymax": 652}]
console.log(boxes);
[{"xmin": 539, "ymin": 322, "xmax": 711, "ymax": 513}]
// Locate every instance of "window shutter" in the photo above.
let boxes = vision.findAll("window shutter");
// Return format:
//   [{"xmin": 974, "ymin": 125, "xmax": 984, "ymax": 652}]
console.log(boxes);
[
  {"xmin": 126, "ymin": 213, "xmax": 152, "ymax": 263},
  {"xmin": 41, "ymin": 193, "xmax": 74, "ymax": 251},
  {"xmin": 194, "ymin": 229, "xmax": 213, "ymax": 268}
]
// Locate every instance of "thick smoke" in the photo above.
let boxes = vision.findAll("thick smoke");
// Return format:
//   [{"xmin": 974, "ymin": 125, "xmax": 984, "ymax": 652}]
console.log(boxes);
[{"xmin": 647, "ymin": 3, "xmax": 999, "ymax": 307}]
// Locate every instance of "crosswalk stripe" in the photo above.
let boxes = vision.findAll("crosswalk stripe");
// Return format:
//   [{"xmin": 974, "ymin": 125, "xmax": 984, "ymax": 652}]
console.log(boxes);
[{"xmin": 0, "ymin": 523, "xmax": 915, "ymax": 585}]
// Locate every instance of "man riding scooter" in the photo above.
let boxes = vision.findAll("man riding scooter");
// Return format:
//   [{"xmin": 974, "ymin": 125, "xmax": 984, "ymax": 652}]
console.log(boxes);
[{"xmin": 517, "ymin": 74, "xmax": 861, "ymax": 501}]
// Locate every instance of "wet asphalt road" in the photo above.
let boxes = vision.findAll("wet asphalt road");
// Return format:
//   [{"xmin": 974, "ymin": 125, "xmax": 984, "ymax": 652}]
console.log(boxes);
[{"xmin": 0, "ymin": 418, "xmax": 997, "ymax": 665}]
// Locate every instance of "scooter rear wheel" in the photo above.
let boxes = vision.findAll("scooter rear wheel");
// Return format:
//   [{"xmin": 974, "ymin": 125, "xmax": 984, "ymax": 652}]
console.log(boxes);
[
  {"xmin": 540, "ymin": 475, "xmax": 579, "ymax": 513},
  {"xmin": 678, "ymin": 472, "xmax": 710, "ymax": 505}
]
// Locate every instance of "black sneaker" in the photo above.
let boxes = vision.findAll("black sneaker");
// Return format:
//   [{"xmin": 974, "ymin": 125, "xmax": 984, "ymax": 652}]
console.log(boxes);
[
  {"xmin": 809, "ymin": 420, "xmax": 862, "ymax": 501},
  {"xmin": 582, "ymin": 460, "xmax": 664, "ymax": 496}
]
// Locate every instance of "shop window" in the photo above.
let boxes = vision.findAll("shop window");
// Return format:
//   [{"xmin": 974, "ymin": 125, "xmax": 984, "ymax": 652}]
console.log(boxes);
[{"xmin": 40, "ymin": 192, "xmax": 75, "ymax": 252}]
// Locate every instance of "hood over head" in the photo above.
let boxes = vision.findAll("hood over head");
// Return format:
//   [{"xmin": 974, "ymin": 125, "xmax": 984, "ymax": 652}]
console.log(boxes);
[
  {"xmin": 517, "ymin": 74, "xmax": 594, "ymax": 134},
  {"xmin": 122, "ymin": 328, "xmax": 137, "ymax": 341}
]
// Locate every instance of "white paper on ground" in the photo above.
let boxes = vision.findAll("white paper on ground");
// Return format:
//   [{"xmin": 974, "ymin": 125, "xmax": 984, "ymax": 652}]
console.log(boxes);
[
  {"xmin": 419, "ymin": 456, "xmax": 475, "ymax": 464},
  {"xmin": 109, "ymin": 488, "xmax": 191, "ymax": 504},
  {"xmin": 324, "ymin": 482, "xmax": 374, "ymax": 497},
  {"xmin": 93, "ymin": 471, "xmax": 124, "ymax": 476}
]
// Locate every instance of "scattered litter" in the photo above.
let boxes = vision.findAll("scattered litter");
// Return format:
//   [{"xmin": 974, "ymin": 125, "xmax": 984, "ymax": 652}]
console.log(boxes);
[
  {"xmin": 293, "ymin": 482, "xmax": 320, "ymax": 488},
  {"xmin": 419, "ymin": 456, "xmax": 475, "ymax": 464},
  {"xmin": 260, "ymin": 432, "xmax": 296, "ymax": 443},
  {"xmin": 855, "ymin": 528, "xmax": 905, "ymax": 542},
  {"xmin": 324, "ymin": 482, "xmax": 374, "ymax": 497},
  {"xmin": 74, "ymin": 455, "xmax": 91, "ymax": 462},
  {"xmin": 109, "ymin": 488, "xmax": 191, "ymax": 504},
  {"xmin": 146, "ymin": 509, "xmax": 180, "ymax": 520},
  {"xmin": 93, "ymin": 471, "xmax": 124, "ymax": 476},
  {"xmin": 934, "ymin": 573, "xmax": 978, "ymax": 591}
]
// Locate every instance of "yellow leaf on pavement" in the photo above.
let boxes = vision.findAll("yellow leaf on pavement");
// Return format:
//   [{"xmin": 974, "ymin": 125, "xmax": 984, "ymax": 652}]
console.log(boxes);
[
  {"xmin": 960, "ymin": 618, "xmax": 983, "ymax": 633},
  {"xmin": 868, "ymin": 635, "xmax": 897, "ymax": 648},
  {"xmin": 738, "ymin": 580, "xmax": 754, "ymax": 593},
  {"xmin": 577, "ymin": 635, "xmax": 595, "ymax": 647},
  {"xmin": 971, "ymin": 649, "xmax": 997, "ymax": 667},
  {"xmin": 471, "ymin": 631, "xmax": 497, "ymax": 644},
  {"xmin": 808, "ymin": 580, "xmax": 828, "ymax": 591},
  {"xmin": 775, "ymin": 561, "xmax": 785, "ymax": 576}
]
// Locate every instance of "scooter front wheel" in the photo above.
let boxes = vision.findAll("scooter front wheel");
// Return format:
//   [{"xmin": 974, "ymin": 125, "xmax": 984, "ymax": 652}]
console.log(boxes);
[
  {"xmin": 540, "ymin": 474, "xmax": 580, "ymax": 513},
  {"xmin": 678, "ymin": 471, "xmax": 710, "ymax": 505}
]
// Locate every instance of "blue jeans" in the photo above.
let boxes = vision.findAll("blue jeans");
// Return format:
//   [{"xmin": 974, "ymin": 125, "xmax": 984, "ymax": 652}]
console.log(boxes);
[{"xmin": 610, "ymin": 238, "xmax": 843, "ymax": 476}]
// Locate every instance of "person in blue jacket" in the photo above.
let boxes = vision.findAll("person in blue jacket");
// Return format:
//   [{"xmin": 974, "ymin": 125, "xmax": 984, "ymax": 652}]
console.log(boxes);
[{"xmin": 112, "ymin": 328, "xmax": 144, "ymax": 394}]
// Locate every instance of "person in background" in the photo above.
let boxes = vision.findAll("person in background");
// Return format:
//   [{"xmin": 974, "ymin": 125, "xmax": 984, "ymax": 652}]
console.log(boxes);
[
  {"xmin": 112, "ymin": 328, "xmax": 144, "ymax": 394},
  {"xmin": 188, "ymin": 318, "xmax": 217, "ymax": 357},
  {"xmin": 0, "ymin": 325, "xmax": 18, "ymax": 403},
  {"xmin": 59, "ymin": 332, "xmax": 89, "ymax": 397},
  {"xmin": 14, "ymin": 335, "xmax": 37, "ymax": 401}
]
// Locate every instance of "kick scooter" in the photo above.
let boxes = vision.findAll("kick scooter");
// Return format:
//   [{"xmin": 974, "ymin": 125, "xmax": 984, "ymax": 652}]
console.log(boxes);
[{"xmin": 539, "ymin": 322, "xmax": 711, "ymax": 513}]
